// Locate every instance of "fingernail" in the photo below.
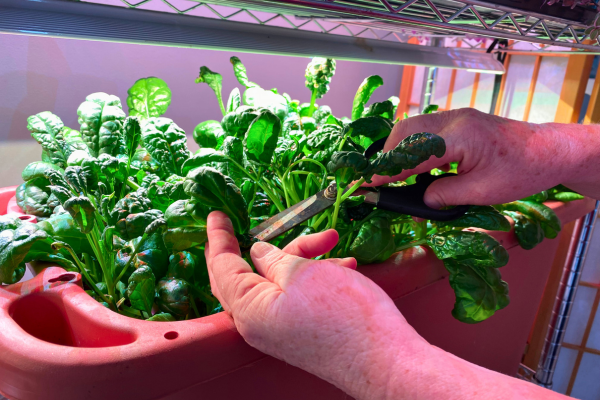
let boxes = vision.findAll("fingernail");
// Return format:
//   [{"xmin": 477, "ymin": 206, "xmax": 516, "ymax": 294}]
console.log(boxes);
[{"xmin": 251, "ymin": 242, "xmax": 273, "ymax": 258}]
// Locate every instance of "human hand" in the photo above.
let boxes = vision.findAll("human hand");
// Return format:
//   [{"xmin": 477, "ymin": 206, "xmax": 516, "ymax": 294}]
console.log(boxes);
[
  {"xmin": 368, "ymin": 108, "xmax": 598, "ymax": 208},
  {"xmin": 205, "ymin": 211, "xmax": 431, "ymax": 399}
]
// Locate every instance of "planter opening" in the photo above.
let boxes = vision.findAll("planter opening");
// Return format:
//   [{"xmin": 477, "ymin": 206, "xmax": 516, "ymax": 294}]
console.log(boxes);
[
  {"xmin": 164, "ymin": 331, "xmax": 179, "ymax": 340},
  {"xmin": 9, "ymin": 293, "xmax": 136, "ymax": 348},
  {"xmin": 48, "ymin": 274, "xmax": 77, "ymax": 283}
]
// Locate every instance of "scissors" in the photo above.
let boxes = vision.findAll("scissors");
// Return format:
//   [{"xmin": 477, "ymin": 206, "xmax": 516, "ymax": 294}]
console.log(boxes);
[{"xmin": 248, "ymin": 136, "xmax": 470, "ymax": 243}]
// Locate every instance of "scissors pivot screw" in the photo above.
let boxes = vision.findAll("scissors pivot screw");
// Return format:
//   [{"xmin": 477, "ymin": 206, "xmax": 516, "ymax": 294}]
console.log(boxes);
[{"xmin": 324, "ymin": 182, "xmax": 338, "ymax": 200}]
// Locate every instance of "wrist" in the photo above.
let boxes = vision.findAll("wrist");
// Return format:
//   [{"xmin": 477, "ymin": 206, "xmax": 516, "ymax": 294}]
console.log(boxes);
[
  {"xmin": 329, "ymin": 310, "xmax": 433, "ymax": 400},
  {"xmin": 541, "ymin": 122, "xmax": 600, "ymax": 197}
]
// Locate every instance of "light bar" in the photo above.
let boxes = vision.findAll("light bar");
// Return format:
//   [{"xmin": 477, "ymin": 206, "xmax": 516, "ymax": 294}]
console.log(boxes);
[{"xmin": 0, "ymin": 0, "xmax": 505, "ymax": 73}]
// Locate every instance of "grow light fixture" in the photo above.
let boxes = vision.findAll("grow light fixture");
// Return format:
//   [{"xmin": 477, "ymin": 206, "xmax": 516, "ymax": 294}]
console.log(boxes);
[{"xmin": 0, "ymin": 0, "xmax": 504, "ymax": 73}]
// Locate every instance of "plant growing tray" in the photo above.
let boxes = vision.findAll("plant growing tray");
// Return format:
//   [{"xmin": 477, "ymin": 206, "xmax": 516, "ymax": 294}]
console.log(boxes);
[{"xmin": 0, "ymin": 186, "xmax": 595, "ymax": 400}]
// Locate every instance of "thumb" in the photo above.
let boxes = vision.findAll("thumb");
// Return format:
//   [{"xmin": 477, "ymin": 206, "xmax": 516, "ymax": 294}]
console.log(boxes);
[
  {"xmin": 251, "ymin": 242, "xmax": 303, "ymax": 286},
  {"xmin": 424, "ymin": 173, "xmax": 482, "ymax": 208}
]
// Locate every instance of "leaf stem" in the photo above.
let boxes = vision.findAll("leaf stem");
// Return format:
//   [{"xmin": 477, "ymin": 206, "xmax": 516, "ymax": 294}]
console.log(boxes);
[
  {"xmin": 310, "ymin": 209, "xmax": 331, "ymax": 231},
  {"xmin": 307, "ymin": 90, "xmax": 318, "ymax": 118},
  {"xmin": 340, "ymin": 178, "xmax": 365, "ymax": 203},
  {"xmin": 113, "ymin": 233, "xmax": 149, "ymax": 286},
  {"xmin": 59, "ymin": 244, "xmax": 113, "ymax": 308}
]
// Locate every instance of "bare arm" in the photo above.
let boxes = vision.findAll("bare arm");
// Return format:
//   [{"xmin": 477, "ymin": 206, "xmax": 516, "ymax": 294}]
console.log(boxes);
[
  {"xmin": 206, "ymin": 212, "xmax": 571, "ymax": 400},
  {"xmin": 369, "ymin": 108, "xmax": 600, "ymax": 207}
]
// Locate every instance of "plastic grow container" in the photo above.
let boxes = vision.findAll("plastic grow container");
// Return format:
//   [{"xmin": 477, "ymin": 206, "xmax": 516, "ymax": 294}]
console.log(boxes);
[{"xmin": 0, "ymin": 186, "xmax": 595, "ymax": 400}]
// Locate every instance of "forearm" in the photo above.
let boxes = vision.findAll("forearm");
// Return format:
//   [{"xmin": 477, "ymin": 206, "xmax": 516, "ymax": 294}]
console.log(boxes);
[
  {"xmin": 542, "ymin": 122, "xmax": 600, "ymax": 199},
  {"xmin": 342, "ymin": 328, "xmax": 570, "ymax": 400}
]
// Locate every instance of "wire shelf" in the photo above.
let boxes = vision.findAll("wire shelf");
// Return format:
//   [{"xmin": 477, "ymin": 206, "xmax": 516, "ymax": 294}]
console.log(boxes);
[{"xmin": 83, "ymin": 0, "xmax": 600, "ymax": 51}]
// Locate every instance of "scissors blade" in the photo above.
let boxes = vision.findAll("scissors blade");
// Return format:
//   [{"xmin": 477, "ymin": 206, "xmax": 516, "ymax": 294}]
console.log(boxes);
[{"xmin": 249, "ymin": 189, "xmax": 335, "ymax": 242}]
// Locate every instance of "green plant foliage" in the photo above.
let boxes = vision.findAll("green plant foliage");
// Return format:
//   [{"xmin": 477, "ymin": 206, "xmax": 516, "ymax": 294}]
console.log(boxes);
[{"xmin": 127, "ymin": 77, "xmax": 172, "ymax": 120}]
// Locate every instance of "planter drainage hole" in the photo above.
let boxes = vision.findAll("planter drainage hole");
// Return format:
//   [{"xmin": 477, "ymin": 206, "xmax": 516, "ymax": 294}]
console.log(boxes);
[
  {"xmin": 18, "ymin": 215, "xmax": 35, "ymax": 222},
  {"xmin": 48, "ymin": 274, "xmax": 76, "ymax": 283},
  {"xmin": 164, "ymin": 331, "xmax": 179, "ymax": 340}
]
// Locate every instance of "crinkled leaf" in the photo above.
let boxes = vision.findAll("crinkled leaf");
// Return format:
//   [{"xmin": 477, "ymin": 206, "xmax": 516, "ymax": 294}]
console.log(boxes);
[
  {"xmin": 16, "ymin": 182, "xmax": 52, "ymax": 218},
  {"xmin": 221, "ymin": 106, "xmax": 261, "ymax": 138},
  {"xmin": 496, "ymin": 200, "xmax": 561, "ymax": 239},
  {"xmin": 27, "ymin": 112, "xmax": 79, "ymax": 168},
  {"xmin": 108, "ymin": 188, "xmax": 152, "ymax": 225},
  {"xmin": 434, "ymin": 206, "xmax": 511, "ymax": 232},
  {"xmin": 163, "ymin": 200, "xmax": 208, "ymax": 251},
  {"xmin": 127, "ymin": 265, "xmax": 156, "ymax": 315},
  {"xmin": 327, "ymin": 151, "xmax": 369, "ymax": 188},
  {"xmin": 361, "ymin": 100, "xmax": 395, "ymax": 119},
  {"xmin": 126, "ymin": 77, "xmax": 172, "ymax": 120},
  {"xmin": 230, "ymin": 56, "xmax": 259, "ymax": 88},
  {"xmin": 503, "ymin": 210, "xmax": 545, "ymax": 250},
  {"xmin": 141, "ymin": 117, "xmax": 190, "ymax": 176},
  {"xmin": 77, "ymin": 92, "xmax": 126, "ymax": 157},
  {"xmin": 181, "ymin": 149, "xmax": 228, "ymax": 177},
  {"xmin": 0, "ymin": 223, "xmax": 54, "ymax": 284},
  {"xmin": 193, "ymin": 120, "xmax": 227, "ymax": 150},
  {"xmin": 226, "ymin": 87, "xmax": 242, "ymax": 114},
  {"xmin": 183, "ymin": 167, "xmax": 249, "ymax": 233},
  {"xmin": 37, "ymin": 212, "xmax": 93, "ymax": 254},
  {"xmin": 116, "ymin": 209, "xmax": 164, "ymax": 240},
  {"xmin": 444, "ymin": 259, "xmax": 509, "ymax": 324},
  {"xmin": 348, "ymin": 116, "xmax": 393, "ymax": 149},
  {"xmin": 305, "ymin": 124, "xmax": 344, "ymax": 153},
  {"xmin": 348, "ymin": 217, "xmax": 395, "ymax": 264},
  {"xmin": 63, "ymin": 196, "xmax": 96, "ymax": 234},
  {"xmin": 167, "ymin": 251, "xmax": 195, "ymax": 281},
  {"xmin": 156, "ymin": 277, "xmax": 190, "ymax": 317},
  {"xmin": 64, "ymin": 160, "xmax": 100, "ymax": 194},
  {"xmin": 22, "ymin": 161, "xmax": 63, "ymax": 183},
  {"xmin": 123, "ymin": 116, "xmax": 142, "ymax": 161},
  {"xmin": 427, "ymin": 230, "xmax": 509, "ymax": 269},
  {"xmin": 243, "ymin": 87, "xmax": 288, "ymax": 121},
  {"xmin": 196, "ymin": 66, "xmax": 225, "ymax": 115},
  {"xmin": 244, "ymin": 109, "xmax": 281, "ymax": 165},
  {"xmin": 352, "ymin": 75, "xmax": 384, "ymax": 120},
  {"xmin": 365, "ymin": 132, "xmax": 445, "ymax": 182}
]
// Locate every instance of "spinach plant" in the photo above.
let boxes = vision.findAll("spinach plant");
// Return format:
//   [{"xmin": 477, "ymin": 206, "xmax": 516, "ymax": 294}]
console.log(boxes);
[{"xmin": 2, "ymin": 55, "xmax": 580, "ymax": 325}]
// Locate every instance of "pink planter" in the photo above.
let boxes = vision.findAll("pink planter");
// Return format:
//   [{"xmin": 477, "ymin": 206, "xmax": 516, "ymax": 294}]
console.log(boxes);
[{"xmin": 0, "ymin": 186, "xmax": 595, "ymax": 400}]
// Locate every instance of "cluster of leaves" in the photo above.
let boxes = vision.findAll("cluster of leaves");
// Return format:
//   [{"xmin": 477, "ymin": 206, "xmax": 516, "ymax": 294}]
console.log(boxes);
[{"xmin": 5, "ymin": 56, "xmax": 583, "ymax": 325}]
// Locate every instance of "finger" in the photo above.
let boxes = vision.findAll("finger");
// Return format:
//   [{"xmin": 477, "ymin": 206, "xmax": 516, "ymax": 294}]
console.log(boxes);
[
  {"xmin": 424, "ymin": 173, "xmax": 488, "ymax": 208},
  {"xmin": 384, "ymin": 111, "xmax": 453, "ymax": 152},
  {"xmin": 206, "ymin": 211, "xmax": 242, "ymax": 258},
  {"xmin": 328, "ymin": 257, "xmax": 357, "ymax": 270},
  {"xmin": 282, "ymin": 229, "xmax": 339, "ymax": 258},
  {"xmin": 251, "ymin": 242, "xmax": 304, "ymax": 286},
  {"xmin": 206, "ymin": 211, "xmax": 268, "ymax": 311},
  {"xmin": 205, "ymin": 242, "xmax": 227, "ymax": 311}
]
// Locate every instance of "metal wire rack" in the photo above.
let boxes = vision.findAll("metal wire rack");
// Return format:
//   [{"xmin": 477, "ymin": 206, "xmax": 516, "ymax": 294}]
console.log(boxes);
[{"xmin": 81, "ymin": 0, "xmax": 600, "ymax": 51}]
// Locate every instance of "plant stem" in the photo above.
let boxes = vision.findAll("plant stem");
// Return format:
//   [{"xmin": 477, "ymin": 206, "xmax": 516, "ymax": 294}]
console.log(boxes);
[
  {"xmin": 60, "ymin": 244, "xmax": 113, "ymax": 308},
  {"xmin": 307, "ymin": 90, "xmax": 318, "ymax": 118},
  {"xmin": 340, "ymin": 178, "xmax": 365, "ymax": 203},
  {"xmin": 126, "ymin": 178, "xmax": 141, "ymax": 191},
  {"xmin": 113, "ymin": 233, "xmax": 149, "ymax": 286},
  {"xmin": 310, "ymin": 209, "xmax": 331, "ymax": 231}
]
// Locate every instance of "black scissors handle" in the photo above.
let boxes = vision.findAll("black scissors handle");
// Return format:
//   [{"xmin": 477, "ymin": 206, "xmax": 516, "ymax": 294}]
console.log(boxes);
[
  {"xmin": 364, "ymin": 136, "xmax": 470, "ymax": 222},
  {"xmin": 378, "ymin": 174, "xmax": 469, "ymax": 221}
]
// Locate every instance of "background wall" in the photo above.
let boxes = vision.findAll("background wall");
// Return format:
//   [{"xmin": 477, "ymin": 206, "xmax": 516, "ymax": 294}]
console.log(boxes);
[{"xmin": 0, "ymin": 33, "xmax": 403, "ymax": 187}]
